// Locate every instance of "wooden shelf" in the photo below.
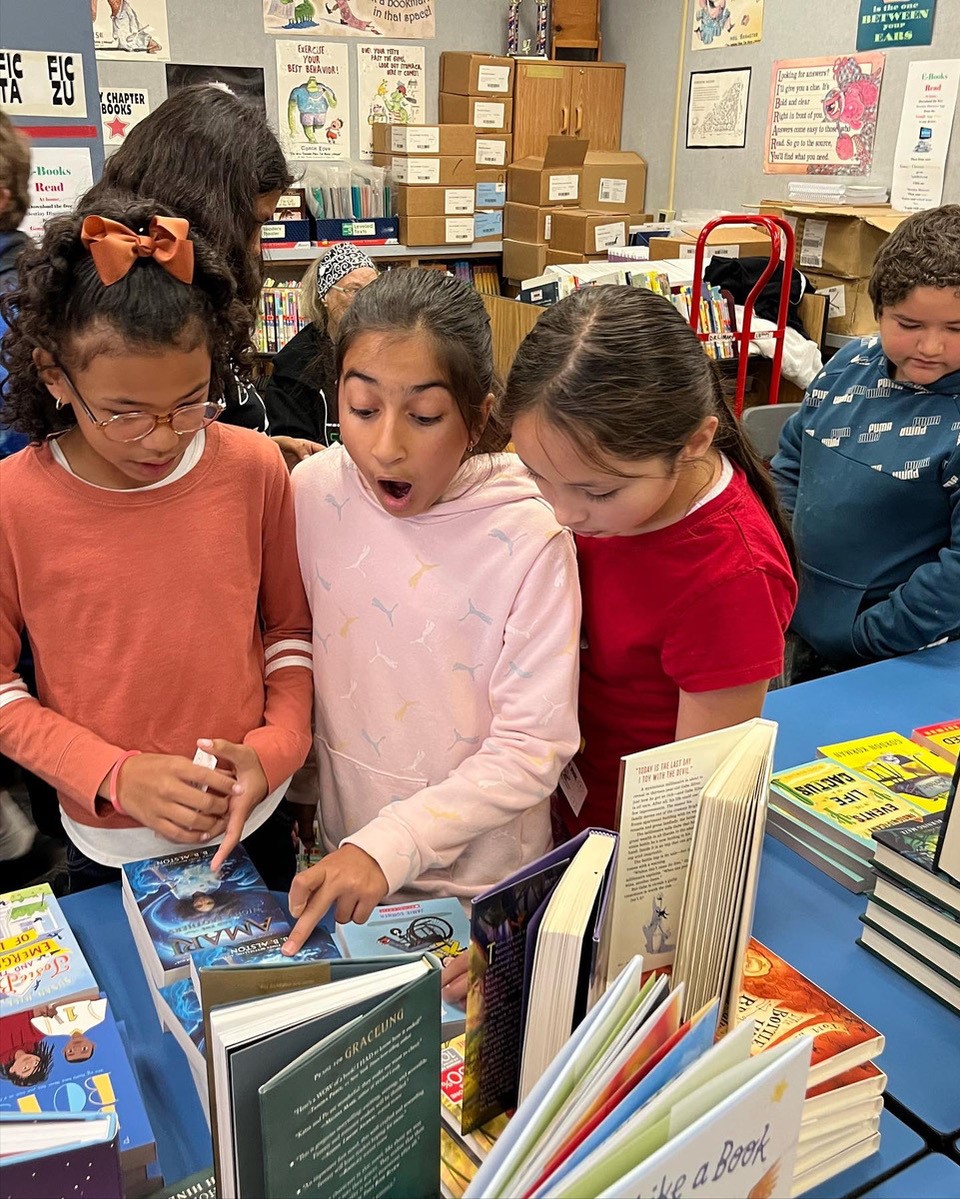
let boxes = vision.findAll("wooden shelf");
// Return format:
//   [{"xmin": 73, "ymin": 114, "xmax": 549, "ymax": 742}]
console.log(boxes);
[{"xmin": 263, "ymin": 242, "xmax": 502, "ymax": 264}]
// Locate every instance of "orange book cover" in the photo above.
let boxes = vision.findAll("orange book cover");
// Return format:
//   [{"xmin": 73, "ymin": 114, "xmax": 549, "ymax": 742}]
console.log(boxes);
[
  {"xmin": 805, "ymin": 1060, "xmax": 884, "ymax": 1100},
  {"xmin": 738, "ymin": 939, "xmax": 884, "ymax": 1084}
]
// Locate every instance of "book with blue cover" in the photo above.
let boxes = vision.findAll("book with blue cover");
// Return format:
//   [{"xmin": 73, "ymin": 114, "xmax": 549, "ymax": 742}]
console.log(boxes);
[
  {"xmin": 0, "ymin": 994, "xmax": 155, "ymax": 1172},
  {"xmin": 121, "ymin": 844, "xmax": 291, "ymax": 988},
  {"xmin": 0, "ymin": 884, "xmax": 99, "ymax": 1016}
]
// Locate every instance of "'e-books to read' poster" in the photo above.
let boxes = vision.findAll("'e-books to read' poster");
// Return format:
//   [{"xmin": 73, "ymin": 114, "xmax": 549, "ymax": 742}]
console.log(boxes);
[
  {"xmin": 19, "ymin": 148, "xmax": 94, "ymax": 242},
  {"xmin": 276, "ymin": 40, "xmax": 351, "ymax": 161},
  {"xmin": 357, "ymin": 43, "xmax": 425, "ymax": 160},
  {"xmin": 263, "ymin": 0, "xmax": 434, "ymax": 39},
  {"xmin": 765, "ymin": 53, "xmax": 885, "ymax": 175},
  {"xmin": 891, "ymin": 59, "xmax": 960, "ymax": 212},
  {"xmin": 92, "ymin": 0, "xmax": 170, "ymax": 60}
]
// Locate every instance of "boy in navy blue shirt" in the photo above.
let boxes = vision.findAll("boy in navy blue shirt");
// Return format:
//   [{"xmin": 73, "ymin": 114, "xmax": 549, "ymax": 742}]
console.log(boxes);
[{"xmin": 772, "ymin": 204, "xmax": 960, "ymax": 670}]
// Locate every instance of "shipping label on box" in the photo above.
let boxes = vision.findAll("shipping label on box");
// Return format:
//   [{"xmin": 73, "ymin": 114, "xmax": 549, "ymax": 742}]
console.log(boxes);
[
  {"xmin": 474, "ymin": 101, "xmax": 505, "ymax": 128},
  {"xmin": 817, "ymin": 282, "xmax": 846, "ymax": 319},
  {"xmin": 593, "ymin": 221, "xmax": 626, "ymax": 252},
  {"xmin": 598, "ymin": 177, "xmax": 628, "ymax": 205},
  {"xmin": 545, "ymin": 213, "xmax": 553, "ymax": 241},
  {"xmin": 477, "ymin": 180, "xmax": 506, "ymax": 207},
  {"xmin": 477, "ymin": 64, "xmax": 511, "ymax": 92},
  {"xmin": 475, "ymin": 209, "xmax": 503, "ymax": 239},
  {"xmin": 549, "ymin": 174, "xmax": 579, "ymax": 202},
  {"xmin": 799, "ymin": 219, "xmax": 829, "ymax": 269},
  {"xmin": 446, "ymin": 217, "xmax": 475, "ymax": 243},
  {"xmin": 392, "ymin": 157, "xmax": 440, "ymax": 184},
  {"xmin": 445, "ymin": 188, "xmax": 475, "ymax": 214},
  {"xmin": 394, "ymin": 126, "xmax": 440, "ymax": 154},
  {"xmin": 476, "ymin": 137, "xmax": 508, "ymax": 166}
]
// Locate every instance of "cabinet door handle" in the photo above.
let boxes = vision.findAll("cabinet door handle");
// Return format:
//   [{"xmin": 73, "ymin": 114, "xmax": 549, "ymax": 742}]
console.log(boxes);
[
  {"xmin": 575, "ymin": 104, "xmax": 583, "ymax": 134},
  {"xmin": 560, "ymin": 105, "xmax": 569, "ymax": 133}
]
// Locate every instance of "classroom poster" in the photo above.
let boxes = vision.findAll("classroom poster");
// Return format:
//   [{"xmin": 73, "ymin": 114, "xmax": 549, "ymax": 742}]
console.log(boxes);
[
  {"xmin": 765, "ymin": 54, "xmax": 885, "ymax": 175},
  {"xmin": 891, "ymin": 59, "xmax": 960, "ymax": 211},
  {"xmin": 276, "ymin": 40, "xmax": 351, "ymax": 161},
  {"xmin": 263, "ymin": 0, "xmax": 434, "ymax": 40},
  {"xmin": 92, "ymin": 0, "xmax": 170, "ymax": 60},
  {"xmin": 165, "ymin": 64, "xmax": 266, "ymax": 114},
  {"xmin": 0, "ymin": 47, "xmax": 87, "ymax": 118},
  {"xmin": 100, "ymin": 87, "xmax": 151, "ymax": 148},
  {"xmin": 691, "ymin": 0, "xmax": 764, "ymax": 51},
  {"xmin": 18, "ymin": 147, "xmax": 94, "ymax": 242},
  {"xmin": 687, "ymin": 67, "xmax": 751, "ymax": 148},
  {"xmin": 356, "ymin": 43, "xmax": 424, "ymax": 161},
  {"xmin": 857, "ymin": 0, "xmax": 936, "ymax": 51}
]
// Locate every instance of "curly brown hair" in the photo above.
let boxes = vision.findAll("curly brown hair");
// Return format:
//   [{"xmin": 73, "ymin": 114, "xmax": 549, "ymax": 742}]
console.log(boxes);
[
  {"xmin": 869, "ymin": 204, "xmax": 960, "ymax": 315},
  {"xmin": 0, "ymin": 191, "xmax": 256, "ymax": 443}
]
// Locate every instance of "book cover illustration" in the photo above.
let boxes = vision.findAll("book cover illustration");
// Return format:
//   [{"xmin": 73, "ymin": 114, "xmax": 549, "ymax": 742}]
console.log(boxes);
[
  {"xmin": 0, "ymin": 885, "xmax": 99, "ymax": 1015},
  {"xmin": 874, "ymin": 813, "xmax": 944, "ymax": 872},
  {"xmin": 770, "ymin": 759, "xmax": 925, "ymax": 840},
  {"xmin": 0, "ymin": 1111, "xmax": 123, "ymax": 1199},
  {"xmin": 122, "ymin": 846, "xmax": 290, "ymax": 972},
  {"xmin": 159, "ymin": 979, "xmax": 204, "ymax": 1054},
  {"xmin": 913, "ymin": 720, "xmax": 960, "ymax": 764},
  {"xmin": 0, "ymin": 995, "xmax": 155, "ymax": 1166},
  {"xmin": 818, "ymin": 732, "xmax": 953, "ymax": 812},
  {"xmin": 440, "ymin": 1035, "xmax": 508, "ymax": 1160},
  {"xmin": 737, "ymin": 940, "xmax": 882, "ymax": 1083},
  {"xmin": 804, "ymin": 1059, "xmax": 885, "ymax": 1100}
]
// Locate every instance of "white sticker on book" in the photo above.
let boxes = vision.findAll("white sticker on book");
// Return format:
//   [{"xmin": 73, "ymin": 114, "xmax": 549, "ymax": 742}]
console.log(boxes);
[
  {"xmin": 817, "ymin": 283, "xmax": 846, "ymax": 318},
  {"xmin": 395, "ymin": 157, "xmax": 440, "ymax": 184},
  {"xmin": 394, "ymin": 126, "xmax": 440, "ymax": 154},
  {"xmin": 444, "ymin": 188, "xmax": 474, "ymax": 215},
  {"xmin": 477, "ymin": 64, "xmax": 510, "ymax": 92},
  {"xmin": 559, "ymin": 758, "xmax": 588, "ymax": 817},
  {"xmin": 799, "ymin": 218, "xmax": 828, "ymax": 269},
  {"xmin": 594, "ymin": 221, "xmax": 626, "ymax": 252},
  {"xmin": 476, "ymin": 138, "xmax": 506, "ymax": 166},
  {"xmin": 548, "ymin": 173, "xmax": 579, "ymax": 202},
  {"xmin": 598, "ymin": 176, "xmax": 628, "ymax": 205},
  {"xmin": 446, "ymin": 218, "xmax": 475, "ymax": 242},
  {"xmin": 474, "ymin": 101, "xmax": 505, "ymax": 128},
  {"xmin": 544, "ymin": 214, "xmax": 552, "ymax": 240}
]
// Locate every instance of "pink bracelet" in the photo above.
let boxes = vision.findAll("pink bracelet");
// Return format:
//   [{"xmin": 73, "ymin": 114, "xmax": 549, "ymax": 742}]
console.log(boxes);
[{"xmin": 108, "ymin": 750, "xmax": 141, "ymax": 815}]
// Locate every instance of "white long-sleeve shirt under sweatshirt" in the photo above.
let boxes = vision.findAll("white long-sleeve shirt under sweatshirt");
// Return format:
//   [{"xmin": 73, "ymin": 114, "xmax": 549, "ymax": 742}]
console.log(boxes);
[{"xmin": 292, "ymin": 444, "xmax": 581, "ymax": 899}]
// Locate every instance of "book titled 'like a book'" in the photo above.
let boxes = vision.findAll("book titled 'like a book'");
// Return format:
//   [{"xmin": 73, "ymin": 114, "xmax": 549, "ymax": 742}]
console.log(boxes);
[{"xmin": 0, "ymin": 885, "xmax": 99, "ymax": 1015}]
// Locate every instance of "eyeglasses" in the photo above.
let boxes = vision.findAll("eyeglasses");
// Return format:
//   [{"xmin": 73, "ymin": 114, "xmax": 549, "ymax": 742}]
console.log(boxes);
[
  {"xmin": 328, "ymin": 282, "xmax": 368, "ymax": 297},
  {"xmin": 58, "ymin": 368, "xmax": 225, "ymax": 444}
]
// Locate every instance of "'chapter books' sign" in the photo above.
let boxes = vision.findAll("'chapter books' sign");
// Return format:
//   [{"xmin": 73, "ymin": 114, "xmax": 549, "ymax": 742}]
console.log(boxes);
[{"xmin": 765, "ymin": 54, "xmax": 885, "ymax": 175}]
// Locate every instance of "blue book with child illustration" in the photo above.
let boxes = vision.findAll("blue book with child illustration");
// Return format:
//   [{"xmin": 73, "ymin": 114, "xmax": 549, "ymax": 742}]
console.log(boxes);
[
  {"xmin": 0, "ymin": 884, "xmax": 99, "ymax": 1016},
  {"xmin": 121, "ymin": 845, "xmax": 291, "ymax": 987},
  {"xmin": 0, "ymin": 994, "xmax": 155, "ymax": 1170}
]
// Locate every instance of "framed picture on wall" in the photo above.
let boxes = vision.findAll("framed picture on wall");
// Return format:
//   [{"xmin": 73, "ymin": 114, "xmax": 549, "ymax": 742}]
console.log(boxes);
[{"xmin": 687, "ymin": 67, "xmax": 751, "ymax": 149}]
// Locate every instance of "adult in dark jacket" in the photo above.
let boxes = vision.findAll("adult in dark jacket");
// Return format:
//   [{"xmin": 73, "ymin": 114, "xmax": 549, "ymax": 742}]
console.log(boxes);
[{"xmin": 263, "ymin": 243, "xmax": 376, "ymax": 446}]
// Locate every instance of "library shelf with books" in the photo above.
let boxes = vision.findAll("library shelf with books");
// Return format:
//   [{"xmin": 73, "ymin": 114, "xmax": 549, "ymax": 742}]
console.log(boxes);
[{"xmin": 262, "ymin": 241, "xmax": 503, "ymax": 266}]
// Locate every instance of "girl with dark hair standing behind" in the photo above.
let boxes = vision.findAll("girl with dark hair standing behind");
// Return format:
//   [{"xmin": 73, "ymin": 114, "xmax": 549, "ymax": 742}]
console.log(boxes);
[
  {"xmin": 282, "ymin": 268, "xmax": 580, "ymax": 957},
  {"xmin": 501, "ymin": 286, "xmax": 798, "ymax": 837}
]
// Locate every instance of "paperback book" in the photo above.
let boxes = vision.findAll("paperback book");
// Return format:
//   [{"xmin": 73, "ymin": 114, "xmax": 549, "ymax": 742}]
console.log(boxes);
[
  {"xmin": 817, "ymin": 732, "xmax": 953, "ymax": 812},
  {"xmin": 912, "ymin": 720, "xmax": 960, "ymax": 764},
  {"xmin": 765, "ymin": 806, "xmax": 873, "ymax": 893},
  {"xmin": 0, "ymin": 1111, "xmax": 123, "ymax": 1199},
  {"xmin": 0, "ymin": 884, "xmax": 99, "ymax": 1015}
]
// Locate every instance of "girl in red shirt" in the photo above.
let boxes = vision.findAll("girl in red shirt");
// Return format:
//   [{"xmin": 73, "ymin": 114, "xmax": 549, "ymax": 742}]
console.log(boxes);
[{"xmin": 502, "ymin": 286, "xmax": 798, "ymax": 835}]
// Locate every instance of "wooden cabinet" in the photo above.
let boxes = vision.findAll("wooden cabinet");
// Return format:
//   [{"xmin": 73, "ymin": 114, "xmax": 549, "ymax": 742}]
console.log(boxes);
[
  {"xmin": 512, "ymin": 61, "xmax": 624, "ymax": 162},
  {"xmin": 550, "ymin": 0, "xmax": 601, "ymax": 55}
]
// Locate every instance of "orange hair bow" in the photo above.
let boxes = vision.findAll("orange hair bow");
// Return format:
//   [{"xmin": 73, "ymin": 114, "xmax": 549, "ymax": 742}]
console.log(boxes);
[{"xmin": 80, "ymin": 214, "xmax": 195, "ymax": 287}]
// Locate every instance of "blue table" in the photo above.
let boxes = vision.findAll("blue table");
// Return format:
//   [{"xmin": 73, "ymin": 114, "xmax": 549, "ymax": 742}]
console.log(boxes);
[
  {"xmin": 799, "ymin": 1109, "xmax": 924, "ymax": 1199},
  {"xmin": 859, "ymin": 1152, "xmax": 960, "ymax": 1197},
  {"xmin": 759, "ymin": 640, "xmax": 960, "ymax": 1140}
]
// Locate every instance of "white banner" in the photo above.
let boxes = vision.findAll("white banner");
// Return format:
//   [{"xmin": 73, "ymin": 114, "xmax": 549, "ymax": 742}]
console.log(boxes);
[
  {"xmin": 891, "ymin": 59, "xmax": 960, "ymax": 213},
  {"xmin": 276, "ymin": 40, "xmax": 351, "ymax": 161},
  {"xmin": 0, "ymin": 48, "xmax": 87, "ymax": 119},
  {"xmin": 357, "ymin": 43, "xmax": 424, "ymax": 161}
]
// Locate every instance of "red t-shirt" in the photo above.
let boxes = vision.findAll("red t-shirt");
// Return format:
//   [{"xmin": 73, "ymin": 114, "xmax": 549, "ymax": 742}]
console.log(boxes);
[{"xmin": 566, "ymin": 467, "xmax": 796, "ymax": 835}]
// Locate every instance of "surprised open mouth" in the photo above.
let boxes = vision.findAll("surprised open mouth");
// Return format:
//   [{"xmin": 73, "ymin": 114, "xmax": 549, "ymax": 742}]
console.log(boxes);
[{"xmin": 376, "ymin": 477, "xmax": 415, "ymax": 513}]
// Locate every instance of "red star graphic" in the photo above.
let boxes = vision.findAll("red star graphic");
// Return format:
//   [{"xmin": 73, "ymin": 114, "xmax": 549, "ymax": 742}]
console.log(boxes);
[{"xmin": 107, "ymin": 116, "xmax": 129, "ymax": 139}]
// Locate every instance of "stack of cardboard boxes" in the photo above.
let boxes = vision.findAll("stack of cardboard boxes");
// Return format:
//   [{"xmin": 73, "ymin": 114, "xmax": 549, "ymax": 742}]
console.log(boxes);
[
  {"xmin": 503, "ymin": 138, "xmax": 649, "ymax": 282},
  {"xmin": 761, "ymin": 203, "xmax": 907, "ymax": 338},
  {"xmin": 373, "ymin": 122, "xmax": 478, "ymax": 247}
]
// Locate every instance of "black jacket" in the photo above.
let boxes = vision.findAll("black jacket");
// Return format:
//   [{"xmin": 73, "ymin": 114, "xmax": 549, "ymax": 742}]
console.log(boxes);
[{"xmin": 261, "ymin": 323, "xmax": 338, "ymax": 445}]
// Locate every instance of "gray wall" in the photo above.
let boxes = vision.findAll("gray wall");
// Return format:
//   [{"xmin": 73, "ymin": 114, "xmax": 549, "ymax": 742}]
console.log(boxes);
[
  {"xmin": 603, "ymin": 0, "xmax": 960, "ymax": 214},
  {"xmin": 96, "ymin": 0, "xmax": 524, "ymax": 167}
]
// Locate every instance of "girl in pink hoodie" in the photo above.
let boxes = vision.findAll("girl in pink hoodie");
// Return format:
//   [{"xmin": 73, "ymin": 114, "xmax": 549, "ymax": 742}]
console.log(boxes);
[{"xmin": 285, "ymin": 269, "xmax": 581, "ymax": 953}]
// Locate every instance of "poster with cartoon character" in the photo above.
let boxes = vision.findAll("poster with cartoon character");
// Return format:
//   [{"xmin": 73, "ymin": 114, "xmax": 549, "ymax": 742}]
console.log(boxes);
[
  {"xmin": 765, "ymin": 53, "xmax": 885, "ymax": 175},
  {"xmin": 276, "ymin": 39, "xmax": 350, "ymax": 160},
  {"xmin": 357, "ymin": 43, "xmax": 424, "ymax": 161},
  {"xmin": 263, "ymin": 0, "xmax": 434, "ymax": 40},
  {"xmin": 92, "ymin": 0, "xmax": 170, "ymax": 60},
  {"xmin": 691, "ymin": 0, "xmax": 763, "ymax": 50}
]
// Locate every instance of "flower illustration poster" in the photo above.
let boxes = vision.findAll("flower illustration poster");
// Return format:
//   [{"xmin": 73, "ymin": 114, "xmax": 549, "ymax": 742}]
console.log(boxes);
[{"xmin": 764, "ymin": 53, "xmax": 885, "ymax": 176}]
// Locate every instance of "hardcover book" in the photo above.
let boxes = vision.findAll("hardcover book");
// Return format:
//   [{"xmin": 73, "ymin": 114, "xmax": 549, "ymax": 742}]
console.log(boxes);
[
  {"xmin": 0, "ymin": 884, "xmax": 99, "ymax": 1015},
  {"xmin": 121, "ymin": 845, "xmax": 291, "ymax": 988},
  {"xmin": 933, "ymin": 757, "xmax": 960, "ymax": 884},
  {"xmin": 873, "ymin": 814, "xmax": 959, "ymax": 914},
  {"xmin": 817, "ymin": 732, "xmax": 953, "ymax": 812},
  {"xmin": 912, "ymin": 720, "xmax": 960, "ymax": 764},
  {"xmin": 736, "ymin": 939, "xmax": 884, "ymax": 1086},
  {"xmin": 0, "ymin": 1111, "xmax": 123, "ymax": 1199},
  {"xmin": 857, "ymin": 923, "xmax": 960, "ymax": 1016}
]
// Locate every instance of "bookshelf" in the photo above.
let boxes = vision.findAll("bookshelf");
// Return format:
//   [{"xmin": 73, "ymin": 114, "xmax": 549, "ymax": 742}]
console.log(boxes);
[{"xmin": 263, "ymin": 242, "xmax": 503, "ymax": 266}]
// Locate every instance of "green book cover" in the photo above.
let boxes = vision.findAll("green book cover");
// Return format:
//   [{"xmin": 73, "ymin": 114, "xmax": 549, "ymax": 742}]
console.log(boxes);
[{"xmin": 258, "ymin": 966, "xmax": 441, "ymax": 1199}]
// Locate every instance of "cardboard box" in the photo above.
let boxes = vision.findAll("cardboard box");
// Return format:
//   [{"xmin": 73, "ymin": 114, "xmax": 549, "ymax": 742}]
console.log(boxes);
[
  {"xmin": 372, "ymin": 153, "xmax": 476, "ymax": 186},
  {"xmin": 476, "ymin": 171, "xmax": 507, "ymax": 208},
  {"xmin": 396, "ymin": 185, "xmax": 476, "ymax": 217},
  {"xmin": 504, "ymin": 202, "xmax": 560, "ymax": 244},
  {"xmin": 508, "ymin": 137, "xmax": 588, "ymax": 208},
  {"xmin": 503, "ymin": 238, "xmax": 548, "ymax": 281},
  {"xmin": 440, "ymin": 52, "xmax": 514, "ymax": 96},
  {"xmin": 439, "ymin": 93, "xmax": 513, "ymax": 133},
  {"xmin": 475, "ymin": 132, "xmax": 512, "ymax": 168},
  {"xmin": 474, "ymin": 208, "xmax": 503, "ymax": 242},
  {"xmin": 545, "ymin": 247, "xmax": 608, "ymax": 266},
  {"xmin": 579, "ymin": 151, "xmax": 648, "ymax": 214},
  {"xmin": 648, "ymin": 227, "xmax": 773, "ymax": 261},
  {"xmin": 400, "ymin": 215, "xmax": 477, "ymax": 247},
  {"xmin": 372, "ymin": 122, "xmax": 476, "ymax": 157},
  {"xmin": 805, "ymin": 270, "xmax": 878, "ymax": 337},
  {"xmin": 760, "ymin": 203, "xmax": 907, "ymax": 279},
  {"xmin": 549, "ymin": 208, "xmax": 629, "ymax": 256}
]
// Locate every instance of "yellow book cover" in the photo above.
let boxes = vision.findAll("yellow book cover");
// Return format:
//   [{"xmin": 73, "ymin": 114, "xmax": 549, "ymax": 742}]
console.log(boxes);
[
  {"xmin": 912, "ymin": 720, "xmax": 960, "ymax": 765},
  {"xmin": 770, "ymin": 759, "xmax": 924, "ymax": 840},
  {"xmin": 817, "ymin": 732, "xmax": 953, "ymax": 813}
]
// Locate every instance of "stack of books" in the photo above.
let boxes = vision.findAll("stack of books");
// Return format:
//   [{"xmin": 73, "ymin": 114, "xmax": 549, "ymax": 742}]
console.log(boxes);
[
  {"xmin": 256, "ymin": 283, "xmax": 307, "ymax": 355},
  {"xmin": 768, "ymin": 729, "xmax": 955, "ymax": 891},
  {"xmin": 786, "ymin": 181, "xmax": 889, "ymax": 205},
  {"xmin": 0, "ymin": 885, "xmax": 159, "ymax": 1196}
]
